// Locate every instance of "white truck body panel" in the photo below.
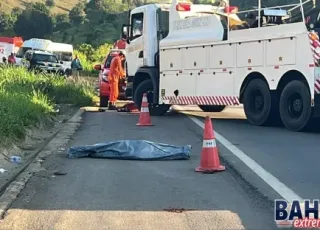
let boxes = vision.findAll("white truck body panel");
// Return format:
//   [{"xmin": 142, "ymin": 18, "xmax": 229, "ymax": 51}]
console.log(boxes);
[
  {"xmin": 0, "ymin": 42, "xmax": 16, "ymax": 63},
  {"xmin": 23, "ymin": 38, "xmax": 52, "ymax": 50},
  {"xmin": 126, "ymin": 3, "xmax": 233, "ymax": 76},
  {"xmin": 48, "ymin": 42, "xmax": 74, "ymax": 71},
  {"xmin": 159, "ymin": 2, "xmax": 318, "ymax": 106}
]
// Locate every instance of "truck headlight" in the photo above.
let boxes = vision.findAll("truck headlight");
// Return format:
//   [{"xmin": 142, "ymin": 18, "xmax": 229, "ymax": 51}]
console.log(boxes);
[{"xmin": 102, "ymin": 74, "xmax": 108, "ymax": 82}]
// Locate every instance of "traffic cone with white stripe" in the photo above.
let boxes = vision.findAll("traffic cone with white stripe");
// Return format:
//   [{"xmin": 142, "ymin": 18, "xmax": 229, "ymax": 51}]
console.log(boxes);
[
  {"xmin": 136, "ymin": 93, "xmax": 153, "ymax": 126},
  {"xmin": 195, "ymin": 116, "xmax": 225, "ymax": 173}
]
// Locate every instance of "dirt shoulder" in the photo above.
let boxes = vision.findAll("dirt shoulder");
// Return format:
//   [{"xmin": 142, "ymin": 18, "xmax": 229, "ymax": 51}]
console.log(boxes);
[{"xmin": 0, "ymin": 104, "xmax": 78, "ymax": 192}]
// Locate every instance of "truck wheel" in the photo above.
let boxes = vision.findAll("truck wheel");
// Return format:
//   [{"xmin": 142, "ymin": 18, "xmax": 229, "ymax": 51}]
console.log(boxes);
[
  {"xmin": 279, "ymin": 80, "xmax": 312, "ymax": 131},
  {"xmin": 65, "ymin": 69, "xmax": 72, "ymax": 76},
  {"xmin": 100, "ymin": 95, "xmax": 109, "ymax": 107},
  {"xmin": 134, "ymin": 79, "xmax": 170, "ymax": 116},
  {"xmin": 243, "ymin": 79, "xmax": 272, "ymax": 126},
  {"xmin": 199, "ymin": 105, "xmax": 225, "ymax": 112}
]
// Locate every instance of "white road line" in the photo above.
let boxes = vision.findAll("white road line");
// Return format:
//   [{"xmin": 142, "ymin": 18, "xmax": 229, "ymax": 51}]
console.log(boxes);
[{"xmin": 189, "ymin": 116, "xmax": 303, "ymax": 203}]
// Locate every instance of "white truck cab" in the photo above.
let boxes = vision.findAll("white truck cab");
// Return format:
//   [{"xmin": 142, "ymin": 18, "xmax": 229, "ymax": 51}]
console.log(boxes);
[{"xmin": 123, "ymin": 0, "xmax": 320, "ymax": 132}]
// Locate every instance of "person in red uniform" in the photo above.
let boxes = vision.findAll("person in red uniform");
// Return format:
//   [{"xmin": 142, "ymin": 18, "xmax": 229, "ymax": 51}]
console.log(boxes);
[
  {"xmin": 8, "ymin": 53, "xmax": 16, "ymax": 65},
  {"xmin": 108, "ymin": 52, "xmax": 126, "ymax": 110}
]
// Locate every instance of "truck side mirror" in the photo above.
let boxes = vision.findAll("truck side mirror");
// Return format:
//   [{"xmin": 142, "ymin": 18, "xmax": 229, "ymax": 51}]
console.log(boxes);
[
  {"xmin": 94, "ymin": 64, "xmax": 102, "ymax": 71},
  {"xmin": 121, "ymin": 24, "xmax": 128, "ymax": 39}
]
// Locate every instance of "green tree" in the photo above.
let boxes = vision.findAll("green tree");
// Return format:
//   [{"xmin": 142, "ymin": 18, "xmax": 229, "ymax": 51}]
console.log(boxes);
[
  {"xmin": 0, "ymin": 13, "xmax": 15, "ymax": 33},
  {"xmin": 77, "ymin": 43, "xmax": 95, "ymax": 61},
  {"xmin": 14, "ymin": 9, "xmax": 53, "ymax": 39},
  {"xmin": 54, "ymin": 13, "xmax": 70, "ymax": 31},
  {"xmin": 45, "ymin": 0, "xmax": 55, "ymax": 8},
  {"xmin": 11, "ymin": 7, "xmax": 23, "ymax": 18},
  {"xmin": 69, "ymin": 3, "xmax": 86, "ymax": 25},
  {"xmin": 26, "ymin": 2, "xmax": 50, "ymax": 15}
]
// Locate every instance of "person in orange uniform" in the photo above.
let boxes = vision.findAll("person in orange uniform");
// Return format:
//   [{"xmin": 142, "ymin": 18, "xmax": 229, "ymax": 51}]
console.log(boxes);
[{"xmin": 108, "ymin": 52, "xmax": 126, "ymax": 110}]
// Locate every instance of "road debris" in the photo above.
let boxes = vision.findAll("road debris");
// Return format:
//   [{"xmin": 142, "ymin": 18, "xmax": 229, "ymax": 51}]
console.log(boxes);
[
  {"xmin": 35, "ymin": 158, "xmax": 45, "ymax": 163},
  {"xmin": 9, "ymin": 156, "xmax": 22, "ymax": 164},
  {"xmin": 58, "ymin": 148, "xmax": 66, "ymax": 152},
  {"xmin": 68, "ymin": 140, "xmax": 191, "ymax": 160},
  {"xmin": 117, "ymin": 102, "xmax": 139, "ymax": 113},
  {"xmin": 163, "ymin": 208, "xmax": 196, "ymax": 213},
  {"xmin": 53, "ymin": 171, "xmax": 67, "ymax": 176},
  {"xmin": 0, "ymin": 168, "xmax": 7, "ymax": 174}
]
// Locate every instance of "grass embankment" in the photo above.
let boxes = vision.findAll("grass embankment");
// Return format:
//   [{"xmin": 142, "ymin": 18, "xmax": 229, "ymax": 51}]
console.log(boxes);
[{"xmin": 0, "ymin": 65, "xmax": 96, "ymax": 146}]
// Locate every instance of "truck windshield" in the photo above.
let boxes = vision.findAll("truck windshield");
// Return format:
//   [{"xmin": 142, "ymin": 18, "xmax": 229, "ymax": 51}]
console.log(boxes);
[
  {"xmin": 16, "ymin": 47, "xmax": 32, "ymax": 58},
  {"xmin": 34, "ymin": 54, "xmax": 58, "ymax": 63},
  {"xmin": 53, "ymin": 52, "xmax": 73, "ymax": 62},
  {"xmin": 104, "ymin": 54, "xmax": 125, "ymax": 69},
  {"xmin": 104, "ymin": 55, "xmax": 115, "ymax": 68}
]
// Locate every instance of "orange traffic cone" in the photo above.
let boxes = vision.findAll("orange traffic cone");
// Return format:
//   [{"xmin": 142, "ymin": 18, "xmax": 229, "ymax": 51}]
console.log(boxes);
[
  {"xmin": 195, "ymin": 116, "xmax": 225, "ymax": 173},
  {"xmin": 136, "ymin": 93, "xmax": 153, "ymax": 126}
]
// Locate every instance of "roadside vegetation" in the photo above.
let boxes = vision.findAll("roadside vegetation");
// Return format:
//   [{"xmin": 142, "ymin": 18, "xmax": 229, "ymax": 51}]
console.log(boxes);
[
  {"xmin": 74, "ymin": 43, "xmax": 113, "ymax": 75},
  {"xmin": 0, "ymin": 65, "xmax": 96, "ymax": 146}
]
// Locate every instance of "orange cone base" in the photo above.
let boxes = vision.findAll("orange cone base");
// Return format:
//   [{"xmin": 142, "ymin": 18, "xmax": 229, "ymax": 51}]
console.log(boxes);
[
  {"xmin": 136, "ymin": 122, "xmax": 153, "ymax": 126},
  {"xmin": 195, "ymin": 165, "xmax": 225, "ymax": 173}
]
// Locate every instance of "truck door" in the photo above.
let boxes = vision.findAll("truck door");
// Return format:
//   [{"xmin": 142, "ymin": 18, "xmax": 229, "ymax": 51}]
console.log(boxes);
[{"xmin": 126, "ymin": 11, "xmax": 144, "ymax": 77}]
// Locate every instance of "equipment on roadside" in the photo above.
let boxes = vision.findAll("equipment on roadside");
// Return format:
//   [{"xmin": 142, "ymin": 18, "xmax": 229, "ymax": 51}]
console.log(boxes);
[
  {"xmin": 137, "ymin": 93, "xmax": 153, "ymax": 126},
  {"xmin": 195, "ymin": 116, "xmax": 225, "ymax": 173},
  {"xmin": 117, "ymin": 102, "xmax": 139, "ymax": 113}
]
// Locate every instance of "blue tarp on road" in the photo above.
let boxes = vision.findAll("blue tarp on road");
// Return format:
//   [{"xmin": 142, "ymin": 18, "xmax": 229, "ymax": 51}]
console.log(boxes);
[{"xmin": 67, "ymin": 140, "xmax": 191, "ymax": 160}]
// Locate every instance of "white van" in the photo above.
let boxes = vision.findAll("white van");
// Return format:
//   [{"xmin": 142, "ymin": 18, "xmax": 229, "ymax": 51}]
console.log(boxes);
[
  {"xmin": 48, "ymin": 42, "xmax": 73, "ymax": 76},
  {"xmin": 16, "ymin": 38, "xmax": 73, "ymax": 75}
]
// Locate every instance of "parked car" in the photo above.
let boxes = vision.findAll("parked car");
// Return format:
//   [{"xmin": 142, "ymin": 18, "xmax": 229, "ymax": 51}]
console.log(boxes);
[
  {"xmin": 94, "ymin": 49, "xmax": 127, "ymax": 107},
  {"xmin": 22, "ymin": 50, "xmax": 65, "ymax": 75}
]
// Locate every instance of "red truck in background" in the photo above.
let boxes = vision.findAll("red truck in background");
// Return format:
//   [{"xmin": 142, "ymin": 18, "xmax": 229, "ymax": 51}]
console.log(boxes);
[
  {"xmin": 94, "ymin": 39, "xmax": 127, "ymax": 107},
  {"xmin": 0, "ymin": 37, "xmax": 23, "ymax": 64}
]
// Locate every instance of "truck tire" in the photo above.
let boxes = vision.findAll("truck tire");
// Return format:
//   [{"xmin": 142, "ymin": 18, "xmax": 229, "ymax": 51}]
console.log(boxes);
[
  {"xmin": 199, "ymin": 105, "xmax": 225, "ymax": 112},
  {"xmin": 65, "ymin": 69, "xmax": 72, "ymax": 76},
  {"xmin": 243, "ymin": 79, "xmax": 272, "ymax": 126},
  {"xmin": 100, "ymin": 95, "xmax": 109, "ymax": 107},
  {"xmin": 134, "ymin": 79, "xmax": 170, "ymax": 116},
  {"xmin": 279, "ymin": 80, "xmax": 312, "ymax": 131}
]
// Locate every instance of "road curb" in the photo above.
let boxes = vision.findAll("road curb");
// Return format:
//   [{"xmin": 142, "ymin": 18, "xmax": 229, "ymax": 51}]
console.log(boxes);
[{"xmin": 0, "ymin": 109, "xmax": 84, "ymax": 219}]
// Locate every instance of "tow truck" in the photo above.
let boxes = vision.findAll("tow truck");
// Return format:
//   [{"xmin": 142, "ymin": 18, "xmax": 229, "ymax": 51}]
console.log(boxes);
[{"xmin": 122, "ymin": 0, "xmax": 320, "ymax": 131}]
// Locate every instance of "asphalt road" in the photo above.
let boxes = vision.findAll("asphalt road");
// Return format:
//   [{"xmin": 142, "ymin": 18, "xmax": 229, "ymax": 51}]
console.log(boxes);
[
  {"xmin": 0, "ymin": 109, "xmax": 276, "ymax": 230},
  {"xmin": 174, "ymin": 105, "xmax": 320, "ymax": 201}
]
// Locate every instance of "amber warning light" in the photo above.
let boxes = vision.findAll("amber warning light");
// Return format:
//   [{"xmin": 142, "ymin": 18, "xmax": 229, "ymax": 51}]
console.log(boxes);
[{"xmin": 176, "ymin": 3, "xmax": 191, "ymax": 11}]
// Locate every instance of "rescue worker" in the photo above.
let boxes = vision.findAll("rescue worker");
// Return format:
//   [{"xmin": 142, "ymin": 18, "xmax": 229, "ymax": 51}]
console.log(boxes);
[
  {"xmin": 108, "ymin": 52, "xmax": 126, "ymax": 110},
  {"xmin": 8, "ymin": 53, "xmax": 16, "ymax": 65}
]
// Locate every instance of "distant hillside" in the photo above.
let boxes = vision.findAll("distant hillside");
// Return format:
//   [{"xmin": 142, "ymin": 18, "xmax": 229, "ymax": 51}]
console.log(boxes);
[{"xmin": 0, "ymin": 0, "xmax": 81, "ymax": 14}]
